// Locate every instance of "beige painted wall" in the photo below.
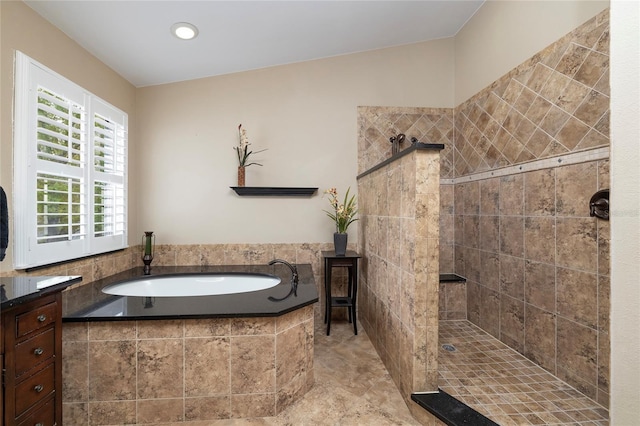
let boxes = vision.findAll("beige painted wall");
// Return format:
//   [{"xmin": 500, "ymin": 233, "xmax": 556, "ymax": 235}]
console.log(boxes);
[
  {"xmin": 610, "ymin": 1, "xmax": 640, "ymax": 423},
  {"xmin": 135, "ymin": 39, "xmax": 455, "ymax": 244},
  {"xmin": 454, "ymin": 0, "xmax": 609, "ymax": 105},
  {"xmin": 0, "ymin": 1, "xmax": 137, "ymax": 273}
]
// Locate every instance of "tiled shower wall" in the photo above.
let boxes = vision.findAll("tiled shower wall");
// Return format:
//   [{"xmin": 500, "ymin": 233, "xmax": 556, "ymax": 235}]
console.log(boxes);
[{"xmin": 452, "ymin": 10, "xmax": 610, "ymax": 407}]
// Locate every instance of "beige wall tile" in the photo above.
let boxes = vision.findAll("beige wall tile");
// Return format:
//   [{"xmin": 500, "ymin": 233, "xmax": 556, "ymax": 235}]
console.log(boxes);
[
  {"xmin": 88, "ymin": 340, "xmax": 137, "ymax": 401},
  {"xmin": 524, "ymin": 216, "xmax": 556, "ymax": 264},
  {"xmin": 500, "ymin": 216, "xmax": 525, "ymax": 258},
  {"xmin": 137, "ymin": 319, "xmax": 182, "ymax": 339},
  {"xmin": 499, "ymin": 254, "xmax": 525, "ymax": 300},
  {"xmin": 185, "ymin": 337, "xmax": 230, "ymax": 396},
  {"xmin": 557, "ymin": 267, "xmax": 598, "ymax": 328},
  {"xmin": 500, "ymin": 294, "xmax": 525, "ymax": 352},
  {"xmin": 63, "ymin": 402, "xmax": 88, "ymax": 425},
  {"xmin": 525, "ymin": 168, "xmax": 556, "ymax": 216},
  {"xmin": 556, "ymin": 217, "xmax": 598, "ymax": 272},
  {"xmin": 230, "ymin": 335, "xmax": 275, "ymax": 394},
  {"xmin": 184, "ymin": 396, "xmax": 231, "ymax": 421},
  {"xmin": 524, "ymin": 261, "xmax": 556, "ymax": 312},
  {"xmin": 137, "ymin": 398, "xmax": 184, "ymax": 423},
  {"xmin": 557, "ymin": 316, "xmax": 597, "ymax": 384},
  {"xmin": 88, "ymin": 401, "xmax": 136, "ymax": 425},
  {"xmin": 524, "ymin": 304, "xmax": 557, "ymax": 372},
  {"xmin": 63, "ymin": 341, "xmax": 89, "ymax": 402},
  {"xmin": 556, "ymin": 162, "xmax": 598, "ymax": 217},
  {"xmin": 137, "ymin": 339, "xmax": 184, "ymax": 399}
]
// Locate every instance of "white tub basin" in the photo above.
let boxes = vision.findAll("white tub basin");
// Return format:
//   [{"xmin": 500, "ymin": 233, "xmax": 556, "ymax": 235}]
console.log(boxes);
[{"xmin": 102, "ymin": 274, "xmax": 281, "ymax": 297}]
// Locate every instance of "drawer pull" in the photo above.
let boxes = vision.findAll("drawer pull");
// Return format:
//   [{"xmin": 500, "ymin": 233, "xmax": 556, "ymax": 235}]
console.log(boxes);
[
  {"xmin": 34, "ymin": 347, "xmax": 44, "ymax": 356},
  {"xmin": 36, "ymin": 423, "xmax": 44, "ymax": 426},
  {"xmin": 34, "ymin": 384, "xmax": 44, "ymax": 393},
  {"xmin": 37, "ymin": 314, "xmax": 47, "ymax": 322}
]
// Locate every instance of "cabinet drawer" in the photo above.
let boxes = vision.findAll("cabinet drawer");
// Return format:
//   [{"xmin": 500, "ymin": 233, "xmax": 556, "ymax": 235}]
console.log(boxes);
[
  {"xmin": 15, "ymin": 328, "xmax": 56, "ymax": 378},
  {"xmin": 15, "ymin": 363, "xmax": 55, "ymax": 417},
  {"xmin": 16, "ymin": 302, "xmax": 57, "ymax": 339},
  {"xmin": 17, "ymin": 395, "xmax": 55, "ymax": 426}
]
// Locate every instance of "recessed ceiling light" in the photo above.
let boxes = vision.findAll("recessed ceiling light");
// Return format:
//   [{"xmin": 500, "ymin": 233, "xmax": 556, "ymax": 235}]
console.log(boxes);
[{"xmin": 171, "ymin": 22, "xmax": 199, "ymax": 40}]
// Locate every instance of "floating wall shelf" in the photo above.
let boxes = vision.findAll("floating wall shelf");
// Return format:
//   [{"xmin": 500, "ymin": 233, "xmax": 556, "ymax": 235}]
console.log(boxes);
[{"xmin": 231, "ymin": 187, "xmax": 318, "ymax": 197}]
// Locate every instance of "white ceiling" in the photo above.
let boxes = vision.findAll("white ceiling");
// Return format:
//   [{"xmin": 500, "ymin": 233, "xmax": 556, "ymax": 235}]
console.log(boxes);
[{"xmin": 24, "ymin": 0, "xmax": 484, "ymax": 88}]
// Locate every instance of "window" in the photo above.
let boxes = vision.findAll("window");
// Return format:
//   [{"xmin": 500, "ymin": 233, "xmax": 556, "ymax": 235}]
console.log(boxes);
[{"xmin": 13, "ymin": 52, "xmax": 127, "ymax": 268}]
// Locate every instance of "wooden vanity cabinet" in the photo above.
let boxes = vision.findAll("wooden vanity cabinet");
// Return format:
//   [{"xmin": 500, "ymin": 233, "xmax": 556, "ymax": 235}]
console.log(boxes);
[{"xmin": 2, "ymin": 292, "xmax": 62, "ymax": 426}]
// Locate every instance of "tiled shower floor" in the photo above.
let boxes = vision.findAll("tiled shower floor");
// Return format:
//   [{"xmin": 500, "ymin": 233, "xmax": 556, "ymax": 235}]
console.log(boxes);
[{"xmin": 439, "ymin": 320, "xmax": 609, "ymax": 425}]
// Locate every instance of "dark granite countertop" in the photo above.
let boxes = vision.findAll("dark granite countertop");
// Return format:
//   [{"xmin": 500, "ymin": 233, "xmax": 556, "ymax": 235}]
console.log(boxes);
[
  {"xmin": 63, "ymin": 264, "xmax": 318, "ymax": 322},
  {"xmin": 1, "ymin": 275, "xmax": 82, "ymax": 310}
]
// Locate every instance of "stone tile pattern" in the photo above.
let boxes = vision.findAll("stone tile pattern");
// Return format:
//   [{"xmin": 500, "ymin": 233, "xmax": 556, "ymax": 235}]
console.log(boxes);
[
  {"xmin": 357, "ymin": 149, "xmax": 441, "ymax": 412},
  {"xmin": 357, "ymin": 105, "xmax": 457, "ymax": 320},
  {"xmin": 62, "ymin": 306, "xmax": 314, "ymax": 425},
  {"xmin": 453, "ymin": 10, "xmax": 609, "ymax": 177},
  {"xmin": 357, "ymin": 106, "xmax": 454, "ymax": 178},
  {"xmin": 452, "ymin": 11, "xmax": 611, "ymax": 408},
  {"xmin": 439, "ymin": 320, "xmax": 609, "ymax": 425},
  {"xmin": 454, "ymin": 159, "xmax": 610, "ymax": 407}
]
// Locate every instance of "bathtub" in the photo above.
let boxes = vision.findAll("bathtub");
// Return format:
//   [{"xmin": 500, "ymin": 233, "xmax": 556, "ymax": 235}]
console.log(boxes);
[
  {"xmin": 62, "ymin": 264, "xmax": 318, "ymax": 422},
  {"xmin": 102, "ymin": 273, "xmax": 281, "ymax": 297},
  {"xmin": 64, "ymin": 265, "xmax": 317, "ymax": 319}
]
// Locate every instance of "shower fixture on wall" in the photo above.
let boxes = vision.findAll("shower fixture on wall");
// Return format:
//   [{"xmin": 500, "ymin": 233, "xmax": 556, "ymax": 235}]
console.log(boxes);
[
  {"xmin": 389, "ymin": 133, "xmax": 406, "ymax": 155},
  {"xmin": 589, "ymin": 189, "xmax": 610, "ymax": 220}
]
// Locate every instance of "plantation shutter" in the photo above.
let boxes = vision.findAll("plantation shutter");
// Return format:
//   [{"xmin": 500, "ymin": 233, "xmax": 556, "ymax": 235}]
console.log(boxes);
[
  {"xmin": 14, "ymin": 52, "xmax": 128, "ymax": 268},
  {"xmin": 91, "ymin": 101, "xmax": 127, "ymax": 253},
  {"xmin": 35, "ymin": 87, "xmax": 87, "ymax": 246}
]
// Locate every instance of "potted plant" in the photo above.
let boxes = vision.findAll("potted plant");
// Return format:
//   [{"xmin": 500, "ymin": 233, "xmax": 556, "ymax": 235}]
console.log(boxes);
[{"xmin": 324, "ymin": 187, "xmax": 358, "ymax": 256}]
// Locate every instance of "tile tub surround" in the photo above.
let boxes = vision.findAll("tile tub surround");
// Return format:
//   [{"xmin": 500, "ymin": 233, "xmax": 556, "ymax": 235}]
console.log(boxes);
[
  {"xmin": 62, "ymin": 306, "xmax": 314, "ymax": 424},
  {"xmin": 357, "ymin": 146, "xmax": 442, "ymax": 417},
  {"xmin": 61, "ymin": 264, "xmax": 317, "ymax": 424},
  {"xmin": 451, "ymin": 11, "xmax": 611, "ymax": 409}
]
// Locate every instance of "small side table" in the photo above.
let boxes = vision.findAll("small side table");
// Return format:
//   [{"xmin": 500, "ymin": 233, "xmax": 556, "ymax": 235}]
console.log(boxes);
[{"xmin": 322, "ymin": 250, "xmax": 361, "ymax": 336}]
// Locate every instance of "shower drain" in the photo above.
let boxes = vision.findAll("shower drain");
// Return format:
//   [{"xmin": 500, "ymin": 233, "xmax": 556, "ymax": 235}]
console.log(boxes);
[{"xmin": 441, "ymin": 344, "xmax": 457, "ymax": 352}]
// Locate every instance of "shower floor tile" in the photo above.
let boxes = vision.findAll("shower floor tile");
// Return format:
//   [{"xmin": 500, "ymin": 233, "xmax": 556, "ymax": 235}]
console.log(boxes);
[{"xmin": 439, "ymin": 320, "xmax": 609, "ymax": 425}]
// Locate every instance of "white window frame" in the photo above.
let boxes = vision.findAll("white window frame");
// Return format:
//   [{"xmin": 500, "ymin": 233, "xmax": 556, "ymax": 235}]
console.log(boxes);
[{"xmin": 13, "ymin": 52, "xmax": 128, "ymax": 269}]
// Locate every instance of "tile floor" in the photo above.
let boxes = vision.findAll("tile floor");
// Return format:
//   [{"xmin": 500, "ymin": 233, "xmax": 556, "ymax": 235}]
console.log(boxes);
[
  {"xmin": 132, "ymin": 317, "xmax": 611, "ymax": 425},
  {"xmin": 438, "ymin": 320, "xmax": 609, "ymax": 426}
]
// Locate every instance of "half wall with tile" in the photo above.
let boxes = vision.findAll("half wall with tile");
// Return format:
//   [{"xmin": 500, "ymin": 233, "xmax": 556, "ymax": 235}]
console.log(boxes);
[{"xmin": 357, "ymin": 146, "xmax": 441, "ymax": 414}]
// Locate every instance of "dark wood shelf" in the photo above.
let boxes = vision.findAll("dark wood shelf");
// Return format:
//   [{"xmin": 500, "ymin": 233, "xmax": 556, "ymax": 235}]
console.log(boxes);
[{"xmin": 230, "ymin": 187, "xmax": 318, "ymax": 196}]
